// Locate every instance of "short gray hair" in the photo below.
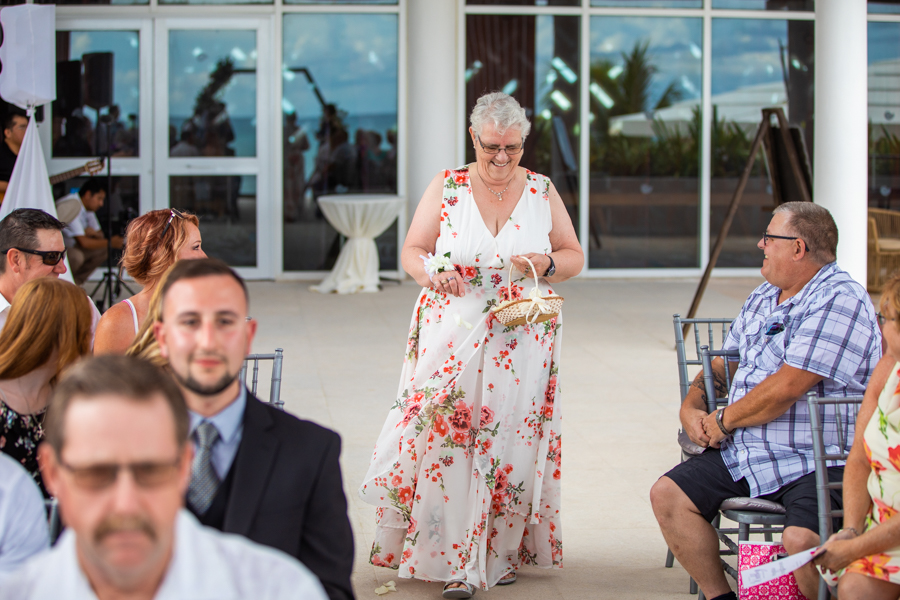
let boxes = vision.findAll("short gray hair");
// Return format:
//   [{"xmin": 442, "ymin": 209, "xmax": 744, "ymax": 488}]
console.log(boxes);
[
  {"xmin": 469, "ymin": 92, "xmax": 531, "ymax": 139},
  {"xmin": 773, "ymin": 202, "xmax": 838, "ymax": 265}
]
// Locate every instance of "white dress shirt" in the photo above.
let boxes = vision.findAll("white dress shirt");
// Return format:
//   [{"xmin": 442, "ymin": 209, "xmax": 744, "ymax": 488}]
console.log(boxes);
[
  {"xmin": 0, "ymin": 454, "xmax": 49, "ymax": 576},
  {"xmin": 58, "ymin": 193, "xmax": 101, "ymax": 250},
  {"xmin": 0, "ymin": 510, "xmax": 328, "ymax": 600},
  {"xmin": 0, "ymin": 293, "xmax": 9, "ymax": 334}
]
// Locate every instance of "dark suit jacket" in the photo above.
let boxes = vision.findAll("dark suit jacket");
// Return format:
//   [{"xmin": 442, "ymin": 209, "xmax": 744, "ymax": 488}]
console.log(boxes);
[{"xmin": 221, "ymin": 393, "xmax": 355, "ymax": 600}]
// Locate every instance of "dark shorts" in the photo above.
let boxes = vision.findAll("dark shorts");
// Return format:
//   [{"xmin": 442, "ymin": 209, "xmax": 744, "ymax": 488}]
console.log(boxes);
[{"xmin": 664, "ymin": 448, "xmax": 844, "ymax": 534}]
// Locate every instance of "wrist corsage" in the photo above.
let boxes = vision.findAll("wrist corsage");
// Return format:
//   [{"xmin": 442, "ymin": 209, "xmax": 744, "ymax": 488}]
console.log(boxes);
[{"xmin": 420, "ymin": 252, "xmax": 453, "ymax": 282}]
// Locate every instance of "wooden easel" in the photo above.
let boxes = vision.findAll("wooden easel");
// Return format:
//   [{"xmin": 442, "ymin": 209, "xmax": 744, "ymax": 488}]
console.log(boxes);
[{"xmin": 683, "ymin": 107, "xmax": 812, "ymax": 336}]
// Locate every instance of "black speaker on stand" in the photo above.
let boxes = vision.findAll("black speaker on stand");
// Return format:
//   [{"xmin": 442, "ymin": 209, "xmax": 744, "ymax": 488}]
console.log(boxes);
[
  {"xmin": 54, "ymin": 60, "xmax": 83, "ymax": 119},
  {"xmin": 82, "ymin": 52, "xmax": 135, "ymax": 312}
]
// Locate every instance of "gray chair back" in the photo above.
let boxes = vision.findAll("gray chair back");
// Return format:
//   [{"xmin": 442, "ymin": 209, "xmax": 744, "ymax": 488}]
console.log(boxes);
[
  {"xmin": 699, "ymin": 345, "xmax": 787, "ymax": 599},
  {"xmin": 673, "ymin": 314, "xmax": 734, "ymax": 403},
  {"xmin": 807, "ymin": 392, "xmax": 864, "ymax": 600},
  {"xmin": 44, "ymin": 497, "xmax": 61, "ymax": 545},
  {"xmin": 240, "ymin": 348, "xmax": 284, "ymax": 410},
  {"xmin": 700, "ymin": 346, "xmax": 741, "ymax": 414},
  {"xmin": 669, "ymin": 315, "xmax": 735, "ymax": 596}
]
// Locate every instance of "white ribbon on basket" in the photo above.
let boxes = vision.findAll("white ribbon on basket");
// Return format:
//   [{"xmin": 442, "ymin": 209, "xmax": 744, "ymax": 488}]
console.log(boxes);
[{"xmin": 506, "ymin": 256, "xmax": 555, "ymax": 325}]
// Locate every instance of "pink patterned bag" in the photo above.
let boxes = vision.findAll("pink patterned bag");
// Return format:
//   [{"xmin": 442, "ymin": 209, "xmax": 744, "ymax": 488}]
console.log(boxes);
[{"xmin": 738, "ymin": 541, "xmax": 803, "ymax": 600}]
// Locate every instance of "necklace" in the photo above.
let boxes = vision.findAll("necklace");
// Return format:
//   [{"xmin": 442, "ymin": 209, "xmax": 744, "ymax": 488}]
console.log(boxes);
[
  {"xmin": 0, "ymin": 384, "xmax": 47, "ymax": 438},
  {"xmin": 478, "ymin": 169, "xmax": 515, "ymax": 201}
]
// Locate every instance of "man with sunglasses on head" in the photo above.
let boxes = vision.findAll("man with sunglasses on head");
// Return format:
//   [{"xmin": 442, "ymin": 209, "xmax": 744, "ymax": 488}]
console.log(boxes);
[
  {"xmin": 153, "ymin": 259, "xmax": 355, "ymax": 600},
  {"xmin": 651, "ymin": 202, "xmax": 883, "ymax": 600},
  {"xmin": 0, "ymin": 355, "xmax": 327, "ymax": 599}
]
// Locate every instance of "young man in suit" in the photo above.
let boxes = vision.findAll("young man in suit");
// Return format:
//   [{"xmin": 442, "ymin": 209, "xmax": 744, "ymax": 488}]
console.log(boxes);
[{"xmin": 153, "ymin": 258, "xmax": 355, "ymax": 600}]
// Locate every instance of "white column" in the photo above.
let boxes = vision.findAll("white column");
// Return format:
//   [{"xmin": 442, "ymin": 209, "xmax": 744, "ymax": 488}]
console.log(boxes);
[
  {"xmin": 814, "ymin": 0, "xmax": 868, "ymax": 284},
  {"xmin": 407, "ymin": 0, "xmax": 459, "ymax": 214}
]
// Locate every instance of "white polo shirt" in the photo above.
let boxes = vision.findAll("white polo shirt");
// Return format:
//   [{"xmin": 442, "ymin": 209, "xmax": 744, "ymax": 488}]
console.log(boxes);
[{"xmin": 0, "ymin": 510, "xmax": 328, "ymax": 599}]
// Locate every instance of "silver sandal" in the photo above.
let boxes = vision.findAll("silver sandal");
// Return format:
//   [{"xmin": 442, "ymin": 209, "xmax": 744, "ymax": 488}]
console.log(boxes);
[
  {"xmin": 496, "ymin": 571, "xmax": 517, "ymax": 586},
  {"xmin": 442, "ymin": 580, "xmax": 476, "ymax": 599}
]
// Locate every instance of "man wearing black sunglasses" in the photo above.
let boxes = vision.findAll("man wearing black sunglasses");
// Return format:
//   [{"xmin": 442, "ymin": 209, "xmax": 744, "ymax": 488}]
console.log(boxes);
[{"xmin": 0, "ymin": 209, "xmax": 69, "ymax": 331}]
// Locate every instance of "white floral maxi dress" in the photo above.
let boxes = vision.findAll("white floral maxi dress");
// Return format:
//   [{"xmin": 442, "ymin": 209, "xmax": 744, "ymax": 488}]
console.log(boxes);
[{"xmin": 359, "ymin": 166, "xmax": 564, "ymax": 589}]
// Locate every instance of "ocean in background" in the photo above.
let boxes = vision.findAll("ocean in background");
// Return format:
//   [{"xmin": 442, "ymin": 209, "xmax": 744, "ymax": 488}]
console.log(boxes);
[{"xmin": 169, "ymin": 113, "xmax": 399, "ymax": 195}]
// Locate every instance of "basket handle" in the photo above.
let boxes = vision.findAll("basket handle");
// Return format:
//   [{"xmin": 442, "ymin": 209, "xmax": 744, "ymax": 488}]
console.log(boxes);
[{"xmin": 506, "ymin": 255, "xmax": 542, "ymax": 302}]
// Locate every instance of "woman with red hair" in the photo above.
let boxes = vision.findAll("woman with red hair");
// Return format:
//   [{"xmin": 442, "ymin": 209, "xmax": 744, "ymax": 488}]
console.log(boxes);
[{"xmin": 93, "ymin": 208, "xmax": 205, "ymax": 354}]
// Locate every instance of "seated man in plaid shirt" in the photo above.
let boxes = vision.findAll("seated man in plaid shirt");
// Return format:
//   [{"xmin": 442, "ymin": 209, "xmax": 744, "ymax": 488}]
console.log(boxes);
[{"xmin": 651, "ymin": 202, "xmax": 883, "ymax": 600}]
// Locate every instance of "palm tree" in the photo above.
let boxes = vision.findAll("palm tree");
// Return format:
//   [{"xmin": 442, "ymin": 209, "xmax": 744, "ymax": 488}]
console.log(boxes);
[{"xmin": 590, "ymin": 39, "xmax": 682, "ymax": 119}]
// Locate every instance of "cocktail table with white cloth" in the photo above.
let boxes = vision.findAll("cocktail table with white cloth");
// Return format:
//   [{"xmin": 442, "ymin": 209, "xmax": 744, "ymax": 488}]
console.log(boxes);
[{"xmin": 311, "ymin": 194, "xmax": 404, "ymax": 294}]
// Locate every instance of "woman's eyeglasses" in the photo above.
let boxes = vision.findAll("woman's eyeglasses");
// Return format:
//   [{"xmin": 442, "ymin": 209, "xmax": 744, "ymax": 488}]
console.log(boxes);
[
  {"xmin": 5, "ymin": 247, "xmax": 66, "ymax": 266},
  {"xmin": 877, "ymin": 312, "xmax": 897, "ymax": 328},
  {"xmin": 477, "ymin": 136, "xmax": 523, "ymax": 156}
]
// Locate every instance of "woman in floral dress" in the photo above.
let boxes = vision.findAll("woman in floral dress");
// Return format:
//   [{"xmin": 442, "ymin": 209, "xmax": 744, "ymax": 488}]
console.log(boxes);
[
  {"xmin": 359, "ymin": 93, "xmax": 583, "ymax": 599},
  {"xmin": 815, "ymin": 271, "xmax": 900, "ymax": 599}
]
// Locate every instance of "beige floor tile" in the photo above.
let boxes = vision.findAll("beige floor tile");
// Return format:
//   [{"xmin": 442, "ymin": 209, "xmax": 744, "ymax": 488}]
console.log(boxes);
[{"xmin": 241, "ymin": 276, "xmax": 780, "ymax": 599}]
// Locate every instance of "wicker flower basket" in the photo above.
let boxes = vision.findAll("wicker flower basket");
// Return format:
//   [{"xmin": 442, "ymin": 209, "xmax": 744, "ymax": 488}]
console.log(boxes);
[{"xmin": 491, "ymin": 256, "xmax": 564, "ymax": 327}]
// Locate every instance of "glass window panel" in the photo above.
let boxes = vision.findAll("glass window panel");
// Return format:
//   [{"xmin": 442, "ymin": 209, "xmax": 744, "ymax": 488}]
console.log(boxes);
[
  {"xmin": 170, "ymin": 175, "xmax": 257, "ymax": 267},
  {"xmin": 465, "ymin": 15, "xmax": 581, "ymax": 245},
  {"xmin": 53, "ymin": 31, "xmax": 140, "ymax": 158},
  {"xmin": 467, "ymin": 0, "xmax": 578, "ymax": 6},
  {"xmin": 168, "ymin": 30, "xmax": 256, "ymax": 158},
  {"xmin": 588, "ymin": 16, "xmax": 702, "ymax": 268},
  {"xmin": 710, "ymin": 19, "xmax": 813, "ymax": 268},
  {"xmin": 592, "ymin": 1, "xmax": 701, "ymax": 7},
  {"xmin": 282, "ymin": 14, "xmax": 399, "ymax": 272},
  {"xmin": 161, "ymin": 0, "xmax": 270, "ymax": 5},
  {"xmin": 712, "ymin": 0, "xmax": 813, "ymax": 9},
  {"xmin": 869, "ymin": 22, "xmax": 900, "ymax": 210},
  {"xmin": 39, "ymin": 0, "xmax": 147, "ymax": 5},
  {"xmin": 870, "ymin": 1, "xmax": 900, "ymax": 14},
  {"xmin": 53, "ymin": 175, "xmax": 139, "ymax": 243},
  {"xmin": 287, "ymin": 0, "xmax": 396, "ymax": 4}
]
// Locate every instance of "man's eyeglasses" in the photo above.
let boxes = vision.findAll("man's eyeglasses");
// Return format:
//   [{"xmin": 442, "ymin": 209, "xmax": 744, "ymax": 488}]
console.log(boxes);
[
  {"xmin": 59, "ymin": 458, "xmax": 182, "ymax": 491},
  {"xmin": 154, "ymin": 208, "xmax": 187, "ymax": 252},
  {"xmin": 763, "ymin": 232, "xmax": 812, "ymax": 252},
  {"xmin": 477, "ymin": 136, "xmax": 523, "ymax": 156},
  {"xmin": 5, "ymin": 247, "xmax": 66, "ymax": 266}
]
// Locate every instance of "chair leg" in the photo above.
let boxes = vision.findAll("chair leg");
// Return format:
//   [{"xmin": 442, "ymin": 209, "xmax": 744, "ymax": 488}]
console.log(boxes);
[
  {"xmin": 697, "ymin": 589, "xmax": 705, "ymax": 600},
  {"xmin": 739, "ymin": 523, "xmax": 750, "ymax": 541},
  {"xmin": 690, "ymin": 578, "xmax": 698, "ymax": 595},
  {"xmin": 764, "ymin": 531, "xmax": 773, "ymax": 542},
  {"xmin": 665, "ymin": 547, "xmax": 674, "ymax": 568}
]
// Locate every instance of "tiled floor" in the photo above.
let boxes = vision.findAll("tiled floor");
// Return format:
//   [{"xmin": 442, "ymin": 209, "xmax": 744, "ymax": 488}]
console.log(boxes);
[{"xmin": 246, "ymin": 275, "xmax": 769, "ymax": 600}]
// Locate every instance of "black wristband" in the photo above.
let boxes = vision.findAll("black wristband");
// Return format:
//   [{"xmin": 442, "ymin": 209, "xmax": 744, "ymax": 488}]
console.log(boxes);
[{"xmin": 543, "ymin": 254, "xmax": 556, "ymax": 277}]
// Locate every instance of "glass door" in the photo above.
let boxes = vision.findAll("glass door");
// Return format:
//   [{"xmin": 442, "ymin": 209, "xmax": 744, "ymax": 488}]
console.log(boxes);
[
  {"xmin": 154, "ymin": 18, "xmax": 272, "ymax": 278},
  {"xmin": 44, "ymin": 19, "xmax": 153, "ymax": 256}
]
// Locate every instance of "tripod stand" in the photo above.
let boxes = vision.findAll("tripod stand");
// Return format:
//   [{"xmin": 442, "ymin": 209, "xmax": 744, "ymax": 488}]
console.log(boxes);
[{"xmin": 89, "ymin": 112, "xmax": 136, "ymax": 312}]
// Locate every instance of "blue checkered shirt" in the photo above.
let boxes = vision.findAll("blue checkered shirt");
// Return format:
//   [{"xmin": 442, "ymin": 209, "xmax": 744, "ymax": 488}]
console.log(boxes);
[{"xmin": 720, "ymin": 262, "xmax": 882, "ymax": 497}]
